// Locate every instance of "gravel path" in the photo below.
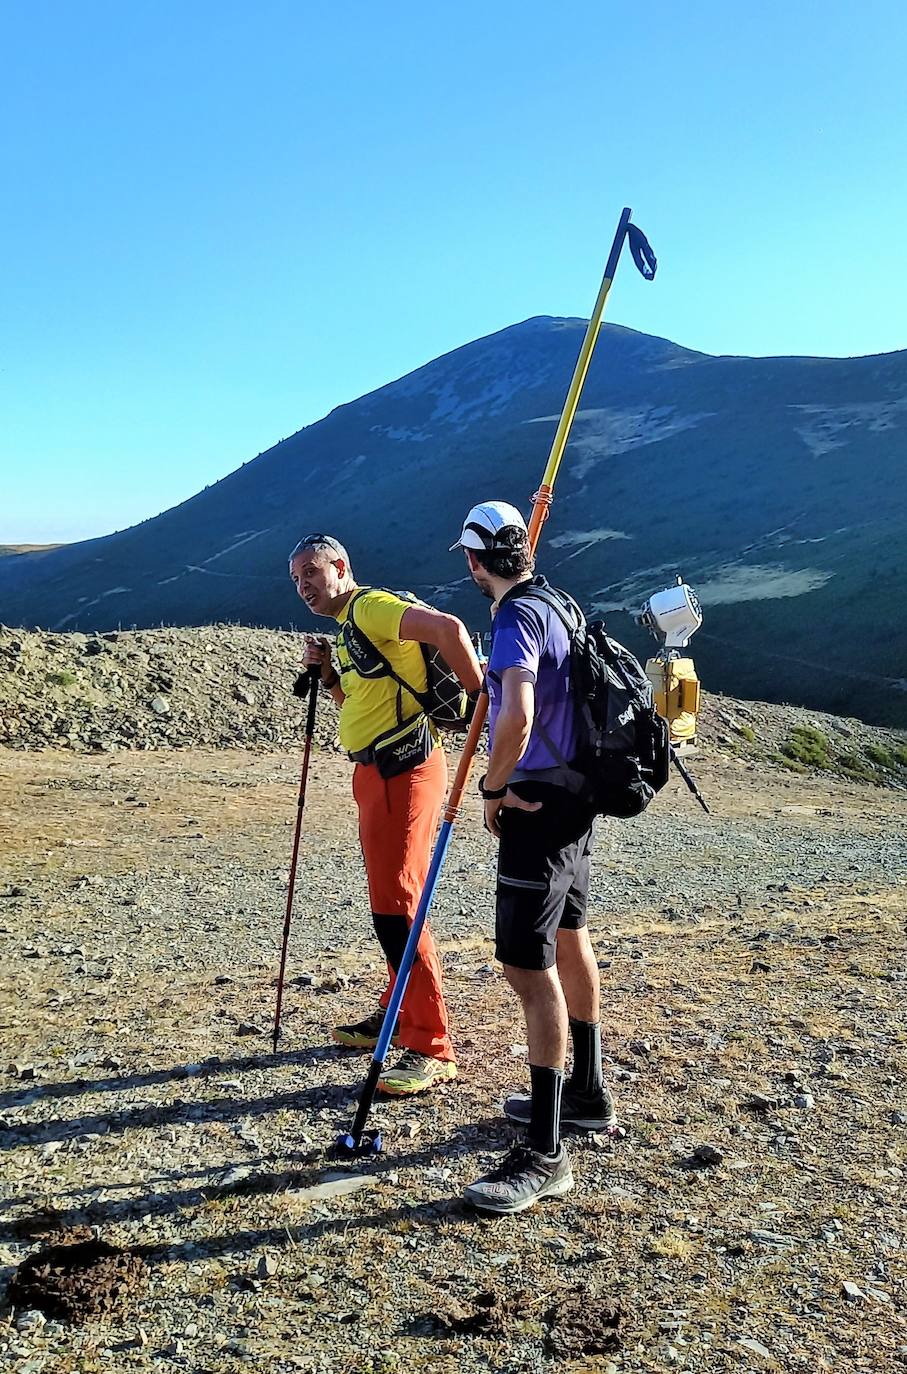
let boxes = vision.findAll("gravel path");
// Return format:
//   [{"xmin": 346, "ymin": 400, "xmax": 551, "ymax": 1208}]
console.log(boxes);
[{"xmin": 1, "ymin": 744, "xmax": 905, "ymax": 1373}]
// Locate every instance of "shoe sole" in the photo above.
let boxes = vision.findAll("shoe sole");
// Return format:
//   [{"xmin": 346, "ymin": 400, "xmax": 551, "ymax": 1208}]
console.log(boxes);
[
  {"xmin": 503, "ymin": 1103, "xmax": 618, "ymax": 1133},
  {"xmin": 331, "ymin": 1031, "xmax": 401, "ymax": 1049},
  {"xmin": 463, "ymin": 1169, "xmax": 575, "ymax": 1215},
  {"xmin": 377, "ymin": 1065, "xmax": 457, "ymax": 1097}
]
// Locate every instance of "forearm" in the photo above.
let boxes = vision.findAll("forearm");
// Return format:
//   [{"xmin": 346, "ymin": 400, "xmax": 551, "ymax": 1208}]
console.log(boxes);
[
  {"xmin": 485, "ymin": 708, "xmax": 531, "ymax": 790},
  {"xmin": 438, "ymin": 621, "xmax": 483, "ymax": 693}
]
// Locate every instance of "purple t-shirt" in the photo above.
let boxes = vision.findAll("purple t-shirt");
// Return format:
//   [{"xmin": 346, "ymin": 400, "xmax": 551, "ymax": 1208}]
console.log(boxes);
[{"xmin": 487, "ymin": 583, "xmax": 577, "ymax": 775}]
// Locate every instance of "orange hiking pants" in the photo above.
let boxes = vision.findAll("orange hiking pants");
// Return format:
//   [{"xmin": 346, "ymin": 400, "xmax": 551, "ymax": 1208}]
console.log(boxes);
[{"xmin": 352, "ymin": 747, "xmax": 454, "ymax": 1062}]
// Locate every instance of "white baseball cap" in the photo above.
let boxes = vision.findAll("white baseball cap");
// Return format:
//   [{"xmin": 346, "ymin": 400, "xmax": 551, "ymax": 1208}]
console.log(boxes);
[{"xmin": 449, "ymin": 500, "xmax": 529, "ymax": 552}]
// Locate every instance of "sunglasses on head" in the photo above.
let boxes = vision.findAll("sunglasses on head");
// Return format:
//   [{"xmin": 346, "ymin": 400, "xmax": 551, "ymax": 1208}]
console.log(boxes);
[{"xmin": 292, "ymin": 534, "xmax": 345, "ymax": 559}]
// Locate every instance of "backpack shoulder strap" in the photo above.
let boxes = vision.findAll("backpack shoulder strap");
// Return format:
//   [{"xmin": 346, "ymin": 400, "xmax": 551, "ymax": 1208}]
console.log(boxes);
[
  {"xmin": 506, "ymin": 582, "xmax": 585, "ymax": 636},
  {"xmin": 347, "ymin": 589, "xmax": 428, "ymax": 710}
]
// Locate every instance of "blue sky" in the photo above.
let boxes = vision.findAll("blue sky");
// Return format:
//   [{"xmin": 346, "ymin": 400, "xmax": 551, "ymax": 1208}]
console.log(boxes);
[{"xmin": 1, "ymin": 0, "xmax": 904, "ymax": 543}]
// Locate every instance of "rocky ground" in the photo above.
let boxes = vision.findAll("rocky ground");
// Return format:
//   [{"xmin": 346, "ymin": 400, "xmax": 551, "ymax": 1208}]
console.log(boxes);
[
  {"xmin": 2, "ymin": 623, "xmax": 907, "ymax": 790},
  {"xmin": 0, "ymin": 628, "xmax": 906, "ymax": 1372}
]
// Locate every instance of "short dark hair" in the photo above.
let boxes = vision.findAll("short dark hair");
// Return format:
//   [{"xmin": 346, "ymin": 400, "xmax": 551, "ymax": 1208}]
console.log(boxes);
[{"xmin": 471, "ymin": 526, "xmax": 534, "ymax": 579}]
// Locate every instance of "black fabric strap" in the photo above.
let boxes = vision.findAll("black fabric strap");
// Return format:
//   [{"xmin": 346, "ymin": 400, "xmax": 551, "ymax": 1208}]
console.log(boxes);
[
  {"xmin": 347, "ymin": 590, "xmax": 429, "ymax": 714},
  {"xmin": 627, "ymin": 222, "xmax": 657, "ymax": 280}
]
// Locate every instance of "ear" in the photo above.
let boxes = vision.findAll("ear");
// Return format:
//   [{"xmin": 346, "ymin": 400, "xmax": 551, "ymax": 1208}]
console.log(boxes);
[{"xmin": 333, "ymin": 558, "xmax": 346, "ymax": 578}]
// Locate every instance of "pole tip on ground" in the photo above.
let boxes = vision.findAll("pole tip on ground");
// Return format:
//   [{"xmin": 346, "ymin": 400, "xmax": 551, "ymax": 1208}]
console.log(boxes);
[{"xmin": 331, "ymin": 1130, "xmax": 383, "ymax": 1159}]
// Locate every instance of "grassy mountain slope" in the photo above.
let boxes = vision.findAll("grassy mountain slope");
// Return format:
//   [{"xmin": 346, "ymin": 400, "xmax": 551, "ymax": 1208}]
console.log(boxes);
[{"xmin": 2, "ymin": 318, "xmax": 905, "ymax": 725}]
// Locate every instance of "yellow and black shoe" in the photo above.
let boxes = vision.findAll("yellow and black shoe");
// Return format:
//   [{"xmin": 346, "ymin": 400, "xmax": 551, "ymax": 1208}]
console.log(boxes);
[
  {"xmin": 377, "ymin": 1049, "xmax": 457, "ymax": 1096},
  {"xmin": 331, "ymin": 1009, "xmax": 399, "ymax": 1051}
]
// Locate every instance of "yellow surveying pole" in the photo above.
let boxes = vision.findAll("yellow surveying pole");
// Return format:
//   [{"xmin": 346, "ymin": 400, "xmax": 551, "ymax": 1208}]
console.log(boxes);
[
  {"xmin": 450, "ymin": 204, "xmax": 637, "ymax": 819},
  {"xmin": 527, "ymin": 205, "xmax": 633, "ymax": 545}
]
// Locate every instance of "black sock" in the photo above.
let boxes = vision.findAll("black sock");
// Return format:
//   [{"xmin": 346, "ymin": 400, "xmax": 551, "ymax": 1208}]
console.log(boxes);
[
  {"xmin": 528, "ymin": 1064, "xmax": 563, "ymax": 1156},
  {"xmin": 569, "ymin": 1018, "xmax": 603, "ymax": 1097},
  {"xmin": 371, "ymin": 912, "xmax": 410, "ymax": 973}
]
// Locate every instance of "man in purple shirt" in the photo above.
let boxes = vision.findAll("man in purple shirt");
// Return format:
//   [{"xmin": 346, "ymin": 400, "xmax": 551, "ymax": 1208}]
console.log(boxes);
[{"xmin": 450, "ymin": 500, "xmax": 616, "ymax": 1215}]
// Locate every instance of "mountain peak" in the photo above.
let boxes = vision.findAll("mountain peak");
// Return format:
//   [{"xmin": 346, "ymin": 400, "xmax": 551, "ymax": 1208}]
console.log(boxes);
[{"xmin": 1, "ymin": 320, "xmax": 905, "ymax": 727}]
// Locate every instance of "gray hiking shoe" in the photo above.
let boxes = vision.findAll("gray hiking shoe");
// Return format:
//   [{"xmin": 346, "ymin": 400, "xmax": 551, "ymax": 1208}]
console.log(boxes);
[
  {"xmin": 503, "ymin": 1081, "xmax": 617, "ymax": 1132},
  {"xmin": 463, "ymin": 1144, "xmax": 574, "ymax": 1215}
]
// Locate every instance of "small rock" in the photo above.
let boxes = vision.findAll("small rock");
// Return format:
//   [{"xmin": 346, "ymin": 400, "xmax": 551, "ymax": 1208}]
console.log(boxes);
[
  {"xmin": 869, "ymin": 1288, "xmax": 893, "ymax": 1304},
  {"xmin": 9, "ymin": 1062, "xmax": 36, "ymax": 1080},
  {"xmin": 891, "ymin": 1111, "xmax": 907, "ymax": 1126},
  {"xmin": 509, "ymin": 1043, "xmax": 529, "ymax": 1057},
  {"xmin": 236, "ymin": 1022, "xmax": 265, "ymax": 1037},
  {"xmin": 218, "ymin": 1165, "xmax": 253, "ymax": 1190},
  {"xmin": 149, "ymin": 695, "xmax": 170, "ymax": 715},
  {"xmin": 257, "ymin": 1252, "xmax": 279, "ymax": 1279},
  {"xmin": 693, "ymin": 1143, "xmax": 724, "ymax": 1166},
  {"xmin": 223, "ymin": 1339, "xmax": 252, "ymax": 1359},
  {"xmin": 16, "ymin": 1310, "xmax": 46, "ymax": 1333},
  {"xmin": 286, "ymin": 1172, "xmax": 377, "ymax": 1205},
  {"xmin": 738, "ymin": 1336, "xmax": 772, "ymax": 1360},
  {"xmin": 842, "ymin": 1280, "xmax": 866, "ymax": 1302},
  {"xmin": 794, "ymin": 1092, "xmax": 815, "ymax": 1110},
  {"xmin": 742, "ymin": 1092, "xmax": 776, "ymax": 1111}
]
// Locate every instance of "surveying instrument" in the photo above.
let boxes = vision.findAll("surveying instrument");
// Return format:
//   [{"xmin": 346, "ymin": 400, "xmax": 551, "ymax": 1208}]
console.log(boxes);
[{"xmin": 637, "ymin": 577, "xmax": 703, "ymax": 749}]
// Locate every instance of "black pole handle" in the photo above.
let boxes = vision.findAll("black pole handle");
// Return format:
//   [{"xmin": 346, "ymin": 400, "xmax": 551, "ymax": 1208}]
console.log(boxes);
[{"xmin": 305, "ymin": 664, "xmax": 320, "ymax": 734}]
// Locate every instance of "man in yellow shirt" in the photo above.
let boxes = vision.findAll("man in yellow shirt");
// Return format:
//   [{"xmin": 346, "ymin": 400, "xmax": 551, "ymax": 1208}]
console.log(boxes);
[{"xmin": 290, "ymin": 533, "xmax": 483, "ymax": 1096}]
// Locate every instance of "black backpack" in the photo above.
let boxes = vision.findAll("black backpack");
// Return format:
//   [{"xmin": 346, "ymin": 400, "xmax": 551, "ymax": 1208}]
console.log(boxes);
[
  {"xmin": 506, "ymin": 581, "xmax": 670, "ymax": 818},
  {"xmin": 343, "ymin": 588, "xmax": 475, "ymax": 733}
]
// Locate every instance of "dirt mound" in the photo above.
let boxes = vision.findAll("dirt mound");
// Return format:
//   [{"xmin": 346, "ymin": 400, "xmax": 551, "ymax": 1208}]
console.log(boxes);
[
  {"xmin": 8, "ymin": 1236, "xmax": 148, "ymax": 1323},
  {"xmin": 0, "ymin": 622, "xmax": 341, "ymax": 755},
  {"xmin": 1, "ymin": 622, "xmax": 905, "ymax": 787},
  {"xmin": 545, "ymin": 1294, "xmax": 623, "ymax": 1358}
]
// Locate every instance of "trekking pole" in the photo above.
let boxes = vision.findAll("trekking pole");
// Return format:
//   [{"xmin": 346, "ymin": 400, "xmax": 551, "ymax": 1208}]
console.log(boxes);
[
  {"xmin": 335, "ymin": 207, "xmax": 657, "ymax": 1156},
  {"xmin": 670, "ymin": 747, "xmax": 711, "ymax": 814},
  {"xmin": 272, "ymin": 665, "xmax": 320, "ymax": 1053}
]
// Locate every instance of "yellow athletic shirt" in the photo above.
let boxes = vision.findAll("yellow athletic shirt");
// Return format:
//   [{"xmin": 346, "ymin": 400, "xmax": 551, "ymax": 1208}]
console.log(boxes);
[{"xmin": 335, "ymin": 588, "xmax": 434, "ymax": 754}]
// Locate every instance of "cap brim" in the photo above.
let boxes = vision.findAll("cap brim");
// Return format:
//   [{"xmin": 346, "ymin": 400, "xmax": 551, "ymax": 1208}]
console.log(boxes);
[{"xmin": 451, "ymin": 533, "xmax": 490, "ymax": 552}]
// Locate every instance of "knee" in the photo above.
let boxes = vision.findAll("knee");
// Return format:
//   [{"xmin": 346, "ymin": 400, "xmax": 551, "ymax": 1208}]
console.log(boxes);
[
  {"xmin": 557, "ymin": 925, "xmax": 592, "ymax": 962},
  {"xmin": 503, "ymin": 963, "xmax": 557, "ymax": 1003}
]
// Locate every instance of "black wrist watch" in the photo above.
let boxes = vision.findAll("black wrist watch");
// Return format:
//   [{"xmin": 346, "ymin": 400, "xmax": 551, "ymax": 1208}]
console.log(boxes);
[
  {"xmin": 478, "ymin": 773, "xmax": 508, "ymax": 800},
  {"xmin": 321, "ymin": 669, "xmax": 340, "ymax": 691}
]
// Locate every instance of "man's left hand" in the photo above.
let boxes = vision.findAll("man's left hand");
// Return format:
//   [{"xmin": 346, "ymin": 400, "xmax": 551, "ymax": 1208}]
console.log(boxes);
[{"xmin": 484, "ymin": 789, "xmax": 542, "ymax": 839}]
